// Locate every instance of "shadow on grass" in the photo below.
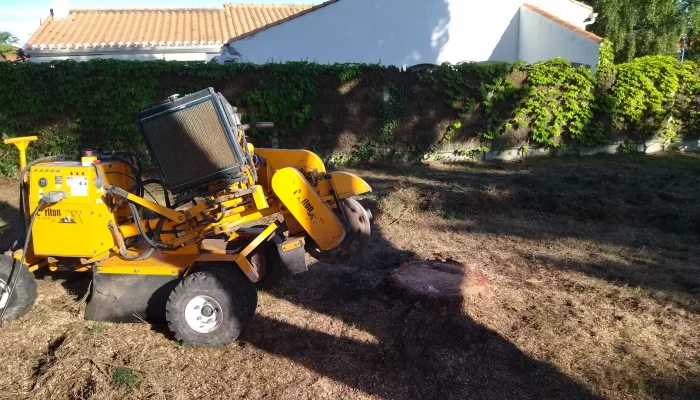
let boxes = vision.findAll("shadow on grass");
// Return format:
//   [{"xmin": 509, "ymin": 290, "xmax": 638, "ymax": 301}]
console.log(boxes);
[
  {"xmin": 364, "ymin": 153, "xmax": 700, "ymax": 236},
  {"xmin": 517, "ymin": 252, "xmax": 700, "ymax": 309},
  {"xmin": 0, "ymin": 199, "xmax": 20, "ymax": 251},
  {"xmin": 241, "ymin": 154, "xmax": 700, "ymax": 398},
  {"xmin": 242, "ymin": 201, "xmax": 599, "ymax": 399},
  {"xmin": 355, "ymin": 154, "xmax": 700, "ymax": 305}
]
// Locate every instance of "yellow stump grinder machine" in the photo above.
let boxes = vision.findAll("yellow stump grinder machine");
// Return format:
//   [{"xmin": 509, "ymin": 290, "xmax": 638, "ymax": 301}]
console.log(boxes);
[{"xmin": 0, "ymin": 88, "xmax": 372, "ymax": 346}]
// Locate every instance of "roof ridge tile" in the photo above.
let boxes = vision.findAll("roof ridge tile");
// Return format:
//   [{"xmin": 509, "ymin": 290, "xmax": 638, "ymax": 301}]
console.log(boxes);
[
  {"xmin": 226, "ymin": 0, "xmax": 340, "ymax": 43},
  {"xmin": 522, "ymin": 3, "xmax": 603, "ymax": 44}
]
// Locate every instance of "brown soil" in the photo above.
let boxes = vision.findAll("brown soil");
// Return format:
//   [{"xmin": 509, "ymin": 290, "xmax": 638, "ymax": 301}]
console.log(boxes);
[{"xmin": 0, "ymin": 153, "xmax": 699, "ymax": 399}]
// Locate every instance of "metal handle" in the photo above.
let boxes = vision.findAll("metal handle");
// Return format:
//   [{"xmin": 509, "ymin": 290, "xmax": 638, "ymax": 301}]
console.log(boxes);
[{"xmin": 241, "ymin": 122, "xmax": 274, "ymax": 131}]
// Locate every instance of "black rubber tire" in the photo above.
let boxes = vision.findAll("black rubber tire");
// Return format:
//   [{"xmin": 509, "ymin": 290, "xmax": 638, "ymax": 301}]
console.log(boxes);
[
  {"xmin": 0, "ymin": 255, "xmax": 37, "ymax": 322},
  {"xmin": 197, "ymin": 263, "xmax": 258, "ymax": 323},
  {"xmin": 165, "ymin": 264, "xmax": 257, "ymax": 347}
]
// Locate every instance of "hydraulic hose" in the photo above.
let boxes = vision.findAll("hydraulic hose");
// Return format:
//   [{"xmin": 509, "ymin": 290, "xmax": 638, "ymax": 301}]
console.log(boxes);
[
  {"xmin": 14, "ymin": 155, "xmax": 65, "ymax": 251},
  {"xmin": 127, "ymin": 178, "xmax": 172, "ymax": 208},
  {"xmin": 128, "ymin": 202, "xmax": 159, "ymax": 249},
  {"xmin": 202, "ymin": 204, "xmax": 227, "ymax": 224},
  {"xmin": 126, "ymin": 201, "xmax": 173, "ymax": 251},
  {"xmin": 105, "ymin": 154, "xmax": 140, "ymax": 178},
  {"xmin": 107, "ymin": 220, "xmax": 155, "ymax": 261},
  {"xmin": 103, "ymin": 155, "xmax": 142, "ymax": 195},
  {"xmin": 117, "ymin": 152, "xmax": 142, "ymax": 174}
]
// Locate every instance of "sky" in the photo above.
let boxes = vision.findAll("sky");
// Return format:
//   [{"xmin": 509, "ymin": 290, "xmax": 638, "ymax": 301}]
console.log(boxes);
[{"xmin": 0, "ymin": 0, "xmax": 325, "ymax": 46}]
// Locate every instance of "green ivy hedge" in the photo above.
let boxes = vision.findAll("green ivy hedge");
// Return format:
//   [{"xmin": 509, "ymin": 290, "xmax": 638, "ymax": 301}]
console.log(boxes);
[{"xmin": 0, "ymin": 42, "xmax": 698, "ymax": 175}]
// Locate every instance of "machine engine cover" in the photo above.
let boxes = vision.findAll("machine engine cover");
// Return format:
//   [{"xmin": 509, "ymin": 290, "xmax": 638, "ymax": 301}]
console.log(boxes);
[
  {"xmin": 138, "ymin": 88, "xmax": 248, "ymax": 195},
  {"xmin": 29, "ymin": 161, "xmax": 125, "ymax": 258}
]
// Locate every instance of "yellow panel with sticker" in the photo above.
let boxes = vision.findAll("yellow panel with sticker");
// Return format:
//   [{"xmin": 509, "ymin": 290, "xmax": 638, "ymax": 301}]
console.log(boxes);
[
  {"xmin": 29, "ymin": 161, "xmax": 117, "ymax": 258},
  {"xmin": 271, "ymin": 167, "xmax": 345, "ymax": 251}
]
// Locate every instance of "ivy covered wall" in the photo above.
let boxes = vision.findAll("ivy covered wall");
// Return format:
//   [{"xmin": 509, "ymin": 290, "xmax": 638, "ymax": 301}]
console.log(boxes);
[{"xmin": 0, "ymin": 41, "xmax": 698, "ymax": 176}]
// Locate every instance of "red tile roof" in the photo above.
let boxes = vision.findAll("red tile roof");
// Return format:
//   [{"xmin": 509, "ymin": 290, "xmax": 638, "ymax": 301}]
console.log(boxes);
[
  {"xmin": 26, "ymin": 3, "xmax": 314, "ymax": 50},
  {"xmin": 226, "ymin": 0, "xmax": 339, "ymax": 43},
  {"xmin": 1, "ymin": 52, "xmax": 19, "ymax": 62},
  {"xmin": 523, "ymin": 3, "xmax": 603, "ymax": 44}
]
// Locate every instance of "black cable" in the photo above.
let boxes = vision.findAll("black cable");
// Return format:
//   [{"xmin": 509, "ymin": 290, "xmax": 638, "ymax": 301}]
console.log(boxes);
[
  {"xmin": 141, "ymin": 188, "xmax": 159, "ymax": 206},
  {"xmin": 14, "ymin": 155, "xmax": 65, "ymax": 251},
  {"xmin": 202, "ymin": 204, "xmax": 227, "ymax": 224},
  {"xmin": 117, "ymin": 152, "xmax": 142, "ymax": 176},
  {"xmin": 102, "ymin": 155, "xmax": 140, "ymax": 179},
  {"xmin": 128, "ymin": 202, "xmax": 159, "ymax": 249},
  {"xmin": 101, "ymin": 156, "xmax": 141, "ymax": 196},
  {"xmin": 105, "ymin": 171, "xmax": 137, "ymax": 183},
  {"xmin": 106, "ymin": 172, "xmax": 161, "ymax": 205},
  {"xmin": 139, "ymin": 179, "xmax": 171, "ymax": 208},
  {"xmin": 107, "ymin": 221, "xmax": 155, "ymax": 261},
  {"xmin": 127, "ymin": 201, "xmax": 173, "ymax": 250},
  {"xmin": 0, "ymin": 198, "xmax": 44, "ymax": 322},
  {"xmin": 127, "ymin": 178, "xmax": 172, "ymax": 208},
  {"xmin": 173, "ymin": 189, "xmax": 198, "ymax": 208}
]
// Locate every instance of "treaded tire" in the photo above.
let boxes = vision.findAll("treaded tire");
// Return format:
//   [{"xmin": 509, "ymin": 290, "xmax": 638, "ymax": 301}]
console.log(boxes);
[
  {"xmin": 0, "ymin": 255, "xmax": 37, "ymax": 322},
  {"xmin": 166, "ymin": 264, "xmax": 257, "ymax": 347}
]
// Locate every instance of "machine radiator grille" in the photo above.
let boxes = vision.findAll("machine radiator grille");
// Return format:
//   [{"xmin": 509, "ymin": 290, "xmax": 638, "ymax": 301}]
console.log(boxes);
[{"xmin": 139, "ymin": 89, "xmax": 246, "ymax": 194}]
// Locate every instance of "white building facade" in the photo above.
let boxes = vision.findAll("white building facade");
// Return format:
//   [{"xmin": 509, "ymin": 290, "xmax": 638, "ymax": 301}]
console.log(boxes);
[
  {"xmin": 220, "ymin": 0, "xmax": 602, "ymax": 70},
  {"xmin": 23, "ymin": 4, "xmax": 316, "ymax": 63}
]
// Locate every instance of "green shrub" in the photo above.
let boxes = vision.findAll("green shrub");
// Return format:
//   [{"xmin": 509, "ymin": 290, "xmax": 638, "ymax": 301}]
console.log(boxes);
[{"xmin": 1, "ymin": 53, "xmax": 699, "ymax": 175}]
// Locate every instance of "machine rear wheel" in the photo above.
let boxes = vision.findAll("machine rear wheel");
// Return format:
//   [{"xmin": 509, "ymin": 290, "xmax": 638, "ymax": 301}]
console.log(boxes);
[
  {"xmin": 166, "ymin": 264, "xmax": 257, "ymax": 347},
  {"xmin": 0, "ymin": 255, "xmax": 37, "ymax": 322}
]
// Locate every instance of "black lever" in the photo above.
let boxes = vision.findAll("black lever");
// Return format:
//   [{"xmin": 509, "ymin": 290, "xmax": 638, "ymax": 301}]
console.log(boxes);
[{"xmin": 241, "ymin": 122, "xmax": 274, "ymax": 131}]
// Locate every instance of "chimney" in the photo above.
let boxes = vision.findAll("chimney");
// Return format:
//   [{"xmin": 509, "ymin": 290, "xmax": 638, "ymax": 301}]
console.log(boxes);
[{"xmin": 50, "ymin": 0, "xmax": 69, "ymax": 19}]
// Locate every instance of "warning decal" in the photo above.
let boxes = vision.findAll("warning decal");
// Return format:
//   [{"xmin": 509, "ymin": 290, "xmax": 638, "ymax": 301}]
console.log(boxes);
[{"xmin": 66, "ymin": 176, "xmax": 88, "ymax": 197}]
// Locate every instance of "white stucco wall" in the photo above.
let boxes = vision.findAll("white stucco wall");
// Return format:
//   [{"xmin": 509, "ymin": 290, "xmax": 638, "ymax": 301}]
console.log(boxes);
[
  {"xmin": 518, "ymin": 6, "xmax": 600, "ymax": 70},
  {"xmin": 439, "ymin": 0, "xmax": 521, "ymax": 64},
  {"xmin": 532, "ymin": 0, "xmax": 593, "ymax": 29},
  {"xmin": 228, "ymin": 0, "xmax": 595, "ymax": 67}
]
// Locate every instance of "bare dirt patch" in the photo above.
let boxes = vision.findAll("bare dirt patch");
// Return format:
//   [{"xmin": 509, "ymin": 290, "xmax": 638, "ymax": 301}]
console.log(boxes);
[{"xmin": 0, "ymin": 153, "xmax": 699, "ymax": 399}]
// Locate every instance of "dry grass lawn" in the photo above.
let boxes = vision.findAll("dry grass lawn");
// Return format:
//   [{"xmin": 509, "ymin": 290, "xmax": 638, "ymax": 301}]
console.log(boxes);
[{"xmin": 0, "ymin": 153, "xmax": 698, "ymax": 399}]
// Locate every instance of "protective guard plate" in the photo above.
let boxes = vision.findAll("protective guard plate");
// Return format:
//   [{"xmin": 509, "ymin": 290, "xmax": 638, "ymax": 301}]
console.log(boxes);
[
  {"xmin": 275, "ymin": 236, "xmax": 307, "ymax": 274},
  {"xmin": 85, "ymin": 269, "xmax": 179, "ymax": 323}
]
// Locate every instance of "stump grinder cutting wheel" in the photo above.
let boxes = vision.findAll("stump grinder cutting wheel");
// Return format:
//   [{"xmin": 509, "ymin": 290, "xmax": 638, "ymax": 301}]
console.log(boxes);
[{"xmin": 305, "ymin": 198, "xmax": 372, "ymax": 265}]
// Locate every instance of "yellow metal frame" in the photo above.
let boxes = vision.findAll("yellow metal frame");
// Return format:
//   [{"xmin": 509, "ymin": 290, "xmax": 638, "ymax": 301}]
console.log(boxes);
[
  {"xmin": 329, "ymin": 171, "xmax": 372, "ymax": 199},
  {"xmin": 231, "ymin": 222, "xmax": 279, "ymax": 282},
  {"xmin": 271, "ymin": 167, "xmax": 345, "ymax": 251},
  {"xmin": 97, "ymin": 251, "xmax": 197, "ymax": 276},
  {"xmin": 4, "ymin": 136, "xmax": 38, "ymax": 170},
  {"xmin": 7, "ymin": 137, "xmax": 373, "ymax": 285},
  {"xmin": 122, "ymin": 192, "xmax": 185, "ymax": 222}
]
